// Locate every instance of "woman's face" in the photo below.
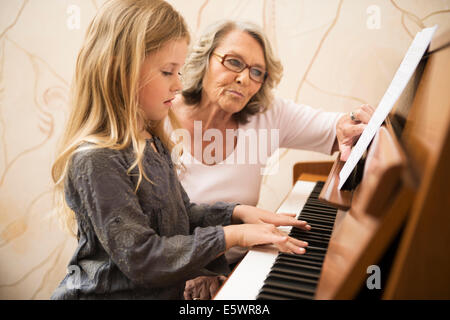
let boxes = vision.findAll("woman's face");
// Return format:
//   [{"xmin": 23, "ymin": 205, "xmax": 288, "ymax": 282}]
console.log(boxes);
[
  {"xmin": 138, "ymin": 38, "xmax": 188, "ymax": 122},
  {"xmin": 202, "ymin": 30, "xmax": 266, "ymax": 115}
]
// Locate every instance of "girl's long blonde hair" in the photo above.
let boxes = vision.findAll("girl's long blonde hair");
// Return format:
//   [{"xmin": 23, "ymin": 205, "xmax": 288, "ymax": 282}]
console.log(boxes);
[{"xmin": 52, "ymin": 0, "xmax": 190, "ymax": 236}]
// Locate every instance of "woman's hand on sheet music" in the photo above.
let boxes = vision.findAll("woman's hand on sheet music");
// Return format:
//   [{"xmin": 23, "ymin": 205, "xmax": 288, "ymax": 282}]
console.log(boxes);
[
  {"xmin": 231, "ymin": 205, "xmax": 311, "ymax": 231},
  {"xmin": 336, "ymin": 104, "xmax": 375, "ymax": 161},
  {"xmin": 223, "ymin": 223, "xmax": 308, "ymax": 254}
]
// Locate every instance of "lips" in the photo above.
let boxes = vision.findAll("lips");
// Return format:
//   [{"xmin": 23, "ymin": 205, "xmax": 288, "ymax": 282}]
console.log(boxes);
[
  {"xmin": 227, "ymin": 89, "xmax": 245, "ymax": 98},
  {"xmin": 163, "ymin": 98, "xmax": 175, "ymax": 108}
]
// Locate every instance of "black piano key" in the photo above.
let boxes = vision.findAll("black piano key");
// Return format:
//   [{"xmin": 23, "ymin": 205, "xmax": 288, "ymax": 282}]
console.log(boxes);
[
  {"xmin": 307, "ymin": 227, "xmax": 332, "ymax": 234},
  {"xmin": 303, "ymin": 200, "xmax": 336, "ymax": 208},
  {"xmin": 293, "ymin": 253, "xmax": 324, "ymax": 263},
  {"xmin": 302, "ymin": 252, "xmax": 325, "ymax": 259},
  {"xmin": 296, "ymin": 229, "xmax": 331, "ymax": 239},
  {"xmin": 271, "ymin": 264, "xmax": 320, "ymax": 280},
  {"xmin": 300, "ymin": 215, "xmax": 335, "ymax": 223},
  {"xmin": 291, "ymin": 233, "xmax": 330, "ymax": 244},
  {"xmin": 257, "ymin": 181, "xmax": 339, "ymax": 300},
  {"xmin": 300, "ymin": 212, "xmax": 336, "ymax": 222},
  {"xmin": 277, "ymin": 254, "xmax": 323, "ymax": 267},
  {"xmin": 301, "ymin": 216, "xmax": 335, "ymax": 224},
  {"xmin": 275, "ymin": 256, "xmax": 322, "ymax": 271},
  {"xmin": 302, "ymin": 207, "xmax": 337, "ymax": 215},
  {"xmin": 291, "ymin": 237, "xmax": 328, "ymax": 248},
  {"xmin": 304, "ymin": 222, "xmax": 333, "ymax": 231},
  {"xmin": 307, "ymin": 198, "xmax": 336, "ymax": 206},
  {"xmin": 257, "ymin": 292, "xmax": 292, "ymax": 300},
  {"xmin": 275, "ymin": 257, "xmax": 322, "ymax": 272},
  {"xmin": 305, "ymin": 245, "xmax": 328, "ymax": 253},
  {"xmin": 301, "ymin": 212, "xmax": 336, "ymax": 220},
  {"xmin": 290, "ymin": 230, "xmax": 330, "ymax": 241},
  {"xmin": 269, "ymin": 271, "xmax": 318, "ymax": 287},
  {"xmin": 304, "ymin": 202, "xmax": 337, "ymax": 211},
  {"xmin": 258, "ymin": 285, "xmax": 314, "ymax": 300},
  {"xmin": 282, "ymin": 250, "xmax": 325, "ymax": 263},
  {"xmin": 264, "ymin": 275, "xmax": 317, "ymax": 294}
]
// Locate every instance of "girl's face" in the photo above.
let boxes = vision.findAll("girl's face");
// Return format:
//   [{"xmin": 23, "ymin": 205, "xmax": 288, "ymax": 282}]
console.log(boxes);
[{"xmin": 138, "ymin": 38, "xmax": 188, "ymax": 122}]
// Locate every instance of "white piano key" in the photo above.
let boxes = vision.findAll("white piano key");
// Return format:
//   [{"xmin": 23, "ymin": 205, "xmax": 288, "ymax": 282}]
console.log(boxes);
[
  {"xmin": 214, "ymin": 181, "xmax": 317, "ymax": 300},
  {"xmin": 214, "ymin": 246, "xmax": 278, "ymax": 300}
]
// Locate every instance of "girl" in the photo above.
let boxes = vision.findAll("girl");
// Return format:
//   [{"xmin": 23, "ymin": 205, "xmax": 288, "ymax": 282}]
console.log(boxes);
[{"xmin": 51, "ymin": 0, "xmax": 309, "ymax": 300}]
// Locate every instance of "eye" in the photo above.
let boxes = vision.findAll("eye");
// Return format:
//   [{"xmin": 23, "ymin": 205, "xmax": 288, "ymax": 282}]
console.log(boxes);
[
  {"xmin": 227, "ymin": 58, "xmax": 243, "ymax": 68},
  {"xmin": 162, "ymin": 71, "xmax": 173, "ymax": 76},
  {"xmin": 250, "ymin": 68, "xmax": 263, "ymax": 77}
]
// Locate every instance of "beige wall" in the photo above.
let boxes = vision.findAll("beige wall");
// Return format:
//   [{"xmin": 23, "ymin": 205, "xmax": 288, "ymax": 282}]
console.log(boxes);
[{"xmin": 0, "ymin": 0, "xmax": 449, "ymax": 299}]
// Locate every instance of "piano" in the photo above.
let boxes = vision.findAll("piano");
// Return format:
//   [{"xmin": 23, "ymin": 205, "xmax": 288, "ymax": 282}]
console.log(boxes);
[{"xmin": 215, "ymin": 32, "xmax": 450, "ymax": 300}]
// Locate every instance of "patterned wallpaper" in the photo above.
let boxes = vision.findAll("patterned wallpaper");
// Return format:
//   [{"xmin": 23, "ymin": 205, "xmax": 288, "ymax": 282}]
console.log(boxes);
[{"xmin": 0, "ymin": 0, "xmax": 449, "ymax": 299}]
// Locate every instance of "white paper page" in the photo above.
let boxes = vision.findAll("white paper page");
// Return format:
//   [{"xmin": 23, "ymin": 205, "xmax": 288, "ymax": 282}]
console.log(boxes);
[{"xmin": 338, "ymin": 25, "xmax": 438, "ymax": 190}]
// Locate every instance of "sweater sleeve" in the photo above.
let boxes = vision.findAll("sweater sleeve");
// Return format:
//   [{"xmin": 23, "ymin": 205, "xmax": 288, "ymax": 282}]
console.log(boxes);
[
  {"xmin": 68, "ymin": 148, "xmax": 227, "ymax": 287},
  {"xmin": 274, "ymin": 96, "xmax": 344, "ymax": 155}
]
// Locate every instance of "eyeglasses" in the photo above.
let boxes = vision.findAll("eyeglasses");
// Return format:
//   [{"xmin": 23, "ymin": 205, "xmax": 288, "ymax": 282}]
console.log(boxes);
[{"xmin": 212, "ymin": 52, "xmax": 268, "ymax": 84}]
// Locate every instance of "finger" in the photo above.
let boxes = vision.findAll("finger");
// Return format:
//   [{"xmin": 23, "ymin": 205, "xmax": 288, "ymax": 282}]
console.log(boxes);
[
  {"xmin": 294, "ymin": 220, "xmax": 312, "ymax": 230},
  {"xmin": 361, "ymin": 104, "xmax": 375, "ymax": 114},
  {"xmin": 271, "ymin": 215, "xmax": 310, "ymax": 229},
  {"xmin": 199, "ymin": 285, "xmax": 210, "ymax": 300},
  {"xmin": 209, "ymin": 279, "xmax": 221, "ymax": 298},
  {"xmin": 184, "ymin": 289, "xmax": 193, "ymax": 300},
  {"xmin": 287, "ymin": 237, "xmax": 308, "ymax": 248},
  {"xmin": 275, "ymin": 230, "xmax": 308, "ymax": 251},
  {"xmin": 271, "ymin": 234, "xmax": 288, "ymax": 244},
  {"xmin": 355, "ymin": 109, "xmax": 371, "ymax": 124},
  {"xmin": 265, "ymin": 228, "xmax": 289, "ymax": 244},
  {"xmin": 278, "ymin": 213, "xmax": 297, "ymax": 218},
  {"xmin": 276, "ymin": 241, "xmax": 306, "ymax": 254},
  {"xmin": 263, "ymin": 224, "xmax": 290, "ymax": 244},
  {"xmin": 184, "ymin": 279, "xmax": 194, "ymax": 291},
  {"xmin": 278, "ymin": 215, "xmax": 311, "ymax": 228}
]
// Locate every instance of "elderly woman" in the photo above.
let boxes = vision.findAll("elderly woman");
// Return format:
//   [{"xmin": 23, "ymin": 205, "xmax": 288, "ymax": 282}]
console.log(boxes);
[{"xmin": 167, "ymin": 20, "xmax": 373, "ymax": 299}]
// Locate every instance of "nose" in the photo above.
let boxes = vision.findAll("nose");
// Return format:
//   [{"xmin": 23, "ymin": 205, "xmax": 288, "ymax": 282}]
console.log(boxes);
[
  {"xmin": 171, "ymin": 75, "xmax": 183, "ymax": 93},
  {"xmin": 235, "ymin": 67, "xmax": 251, "ymax": 86}
]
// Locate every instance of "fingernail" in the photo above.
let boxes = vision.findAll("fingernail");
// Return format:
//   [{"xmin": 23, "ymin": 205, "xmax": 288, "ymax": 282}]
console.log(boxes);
[
  {"xmin": 303, "ymin": 241, "xmax": 308, "ymax": 246},
  {"xmin": 298, "ymin": 247, "xmax": 305, "ymax": 254}
]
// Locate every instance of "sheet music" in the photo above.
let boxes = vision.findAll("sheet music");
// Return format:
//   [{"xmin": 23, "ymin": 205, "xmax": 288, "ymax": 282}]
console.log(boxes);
[{"xmin": 338, "ymin": 25, "xmax": 438, "ymax": 190}]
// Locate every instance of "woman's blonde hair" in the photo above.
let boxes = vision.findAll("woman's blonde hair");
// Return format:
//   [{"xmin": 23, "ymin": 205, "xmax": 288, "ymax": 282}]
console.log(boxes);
[
  {"xmin": 180, "ymin": 20, "xmax": 283, "ymax": 124},
  {"xmin": 52, "ymin": 0, "xmax": 190, "ymax": 236}
]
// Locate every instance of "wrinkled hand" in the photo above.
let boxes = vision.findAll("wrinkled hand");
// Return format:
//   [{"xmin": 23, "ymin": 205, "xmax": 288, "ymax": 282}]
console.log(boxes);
[
  {"xmin": 336, "ymin": 104, "xmax": 375, "ymax": 161},
  {"xmin": 232, "ymin": 205, "xmax": 311, "ymax": 231},
  {"xmin": 184, "ymin": 275, "xmax": 227, "ymax": 300}
]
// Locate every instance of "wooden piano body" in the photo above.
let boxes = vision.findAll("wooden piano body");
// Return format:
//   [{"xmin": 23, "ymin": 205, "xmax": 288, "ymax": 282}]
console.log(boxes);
[{"xmin": 215, "ymin": 33, "xmax": 450, "ymax": 300}]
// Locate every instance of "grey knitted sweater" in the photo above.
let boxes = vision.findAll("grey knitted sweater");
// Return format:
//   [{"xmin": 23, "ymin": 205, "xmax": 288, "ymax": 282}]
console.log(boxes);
[{"xmin": 51, "ymin": 136, "xmax": 237, "ymax": 300}]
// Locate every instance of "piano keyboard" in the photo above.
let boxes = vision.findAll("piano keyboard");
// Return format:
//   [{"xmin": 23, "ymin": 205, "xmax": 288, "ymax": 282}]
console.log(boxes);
[
  {"xmin": 214, "ymin": 180, "xmax": 339, "ymax": 300},
  {"xmin": 256, "ymin": 181, "xmax": 338, "ymax": 299}
]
